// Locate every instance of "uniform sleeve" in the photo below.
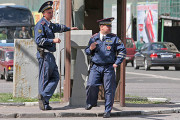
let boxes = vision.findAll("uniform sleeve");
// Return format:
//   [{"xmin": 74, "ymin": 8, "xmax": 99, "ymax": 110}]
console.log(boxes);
[
  {"xmin": 34, "ymin": 24, "xmax": 53, "ymax": 47},
  {"xmin": 85, "ymin": 38, "xmax": 95, "ymax": 55},
  {"xmin": 114, "ymin": 37, "xmax": 126, "ymax": 65},
  {"xmin": 51, "ymin": 23, "xmax": 71, "ymax": 33}
]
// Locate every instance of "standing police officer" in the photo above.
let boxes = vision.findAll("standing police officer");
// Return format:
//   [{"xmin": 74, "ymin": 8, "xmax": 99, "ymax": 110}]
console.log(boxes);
[
  {"xmin": 85, "ymin": 17, "xmax": 126, "ymax": 118},
  {"xmin": 35, "ymin": 1, "xmax": 78, "ymax": 110}
]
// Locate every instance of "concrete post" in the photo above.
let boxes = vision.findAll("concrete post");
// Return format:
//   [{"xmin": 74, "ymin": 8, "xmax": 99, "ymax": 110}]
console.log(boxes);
[
  {"xmin": 70, "ymin": 30, "xmax": 92, "ymax": 106},
  {"xmin": 13, "ymin": 39, "xmax": 38, "ymax": 98},
  {"xmin": 72, "ymin": 0, "xmax": 85, "ymax": 29}
]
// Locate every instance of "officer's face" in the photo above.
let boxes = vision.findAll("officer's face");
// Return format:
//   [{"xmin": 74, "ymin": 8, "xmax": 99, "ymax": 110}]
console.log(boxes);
[
  {"xmin": 43, "ymin": 9, "xmax": 53, "ymax": 21},
  {"xmin": 100, "ymin": 25, "xmax": 111, "ymax": 34}
]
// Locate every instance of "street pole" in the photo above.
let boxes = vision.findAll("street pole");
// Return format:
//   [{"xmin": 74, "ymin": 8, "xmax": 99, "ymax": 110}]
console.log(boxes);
[
  {"xmin": 161, "ymin": 19, "xmax": 164, "ymax": 42},
  {"xmin": 64, "ymin": 0, "xmax": 71, "ymax": 102},
  {"xmin": 117, "ymin": 0, "xmax": 126, "ymax": 107}
]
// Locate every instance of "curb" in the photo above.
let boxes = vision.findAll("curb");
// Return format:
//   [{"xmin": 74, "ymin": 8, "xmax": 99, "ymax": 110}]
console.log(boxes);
[
  {"xmin": 0, "ymin": 101, "xmax": 60, "ymax": 106},
  {"xmin": 0, "ymin": 97, "xmax": 169, "ymax": 107},
  {"xmin": 0, "ymin": 108, "xmax": 180, "ymax": 118}
]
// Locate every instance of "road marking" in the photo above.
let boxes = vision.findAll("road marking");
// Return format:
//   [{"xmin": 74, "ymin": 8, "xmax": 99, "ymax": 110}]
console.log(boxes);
[{"xmin": 126, "ymin": 72, "xmax": 180, "ymax": 81}]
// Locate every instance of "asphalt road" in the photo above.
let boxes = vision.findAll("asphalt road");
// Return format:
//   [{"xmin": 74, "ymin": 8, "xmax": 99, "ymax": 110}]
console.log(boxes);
[
  {"xmin": 0, "ymin": 79, "xmax": 13, "ymax": 93},
  {"xmin": 126, "ymin": 63, "xmax": 180, "ymax": 103},
  {"xmin": 1, "ymin": 64, "xmax": 180, "ymax": 104}
]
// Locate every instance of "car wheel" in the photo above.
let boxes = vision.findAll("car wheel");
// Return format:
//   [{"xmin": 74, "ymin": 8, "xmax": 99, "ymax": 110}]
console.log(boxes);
[
  {"xmin": 134, "ymin": 59, "xmax": 139, "ymax": 69},
  {"xmin": 4, "ymin": 71, "xmax": 10, "ymax": 81},
  {"xmin": 175, "ymin": 67, "xmax": 180, "ymax": 71},
  {"xmin": 1, "ymin": 74, "xmax": 4, "ymax": 79},
  {"xmin": 164, "ymin": 66, "xmax": 169, "ymax": 70},
  {"xmin": 144, "ymin": 59, "xmax": 150, "ymax": 71},
  {"xmin": 131, "ymin": 61, "xmax": 134, "ymax": 67}
]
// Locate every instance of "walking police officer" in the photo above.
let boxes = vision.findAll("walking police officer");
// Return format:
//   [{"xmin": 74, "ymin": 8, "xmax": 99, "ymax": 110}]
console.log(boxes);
[
  {"xmin": 35, "ymin": 1, "xmax": 78, "ymax": 110},
  {"xmin": 85, "ymin": 17, "xmax": 126, "ymax": 118}
]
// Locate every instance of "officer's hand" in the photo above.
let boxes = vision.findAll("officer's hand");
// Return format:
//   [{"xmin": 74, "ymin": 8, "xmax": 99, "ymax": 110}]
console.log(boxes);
[
  {"xmin": 113, "ymin": 64, "xmax": 118, "ymax": 68},
  {"xmin": 90, "ymin": 42, "xmax": 97, "ymax": 50},
  {"xmin": 53, "ymin": 38, "xmax": 61, "ymax": 43},
  {"xmin": 71, "ymin": 27, "xmax": 78, "ymax": 30}
]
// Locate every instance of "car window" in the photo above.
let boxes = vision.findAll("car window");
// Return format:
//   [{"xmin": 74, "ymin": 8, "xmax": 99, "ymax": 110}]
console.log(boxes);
[
  {"xmin": 126, "ymin": 39, "xmax": 133, "ymax": 48},
  {"xmin": 151, "ymin": 43, "xmax": 167, "ymax": 50},
  {"xmin": 141, "ymin": 44, "xmax": 148, "ymax": 51},
  {"xmin": 0, "ymin": 27, "xmax": 33, "ymax": 43},
  {"xmin": 5, "ymin": 51, "xmax": 14, "ymax": 60},
  {"xmin": 1, "ymin": 51, "xmax": 5, "ymax": 60},
  {"xmin": 164, "ymin": 43, "xmax": 178, "ymax": 52}
]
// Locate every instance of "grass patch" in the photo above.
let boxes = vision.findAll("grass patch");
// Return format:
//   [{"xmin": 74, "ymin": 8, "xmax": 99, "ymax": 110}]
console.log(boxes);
[
  {"xmin": 0, "ymin": 93, "xmax": 62, "ymax": 103},
  {"xmin": 125, "ymin": 98, "xmax": 153, "ymax": 104},
  {"xmin": 125, "ymin": 94, "xmax": 160, "ymax": 104}
]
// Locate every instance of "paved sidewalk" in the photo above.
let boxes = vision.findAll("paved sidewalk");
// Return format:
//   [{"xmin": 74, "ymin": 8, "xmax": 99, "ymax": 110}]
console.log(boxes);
[{"xmin": 0, "ymin": 101, "xmax": 180, "ymax": 118}]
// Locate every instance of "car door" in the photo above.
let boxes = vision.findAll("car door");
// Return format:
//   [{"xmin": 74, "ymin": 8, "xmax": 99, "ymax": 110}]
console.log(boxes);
[
  {"xmin": 0, "ymin": 50, "xmax": 2, "ymax": 75},
  {"xmin": 137, "ymin": 44, "xmax": 149, "ymax": 66}
]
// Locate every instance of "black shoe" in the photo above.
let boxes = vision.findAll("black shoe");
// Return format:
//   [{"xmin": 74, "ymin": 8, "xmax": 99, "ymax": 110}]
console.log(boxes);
[
  {"xmin": 85, "ymin": 104, "xmax": 97, "ymax": 110},
  {"xmin": 45, "ymin": 105, "xmax": 52, "ymax": 110},
  {"xmin": 85, "ymin": 104, "xmax": 93, "ymax": 110},
  {"xmin": 103, "ymin": 112, "xmax": 110, "ymax": 118},
  {"xmin": 38, "ymin": 94, "xmax": 45, "ymax": 110},
  {"xmin": 93, "ymin": 104, "xmax": 97, "ymax": 107}
]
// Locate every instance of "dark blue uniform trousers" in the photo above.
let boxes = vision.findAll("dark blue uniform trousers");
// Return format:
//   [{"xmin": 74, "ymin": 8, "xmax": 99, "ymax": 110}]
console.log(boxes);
[
  {"xmin": 38, "ymin": 52, "xmax": 59, "ymax": 105},
  {"xmin": 86, "ymin": 64, "xmax": 116, "ymax": 113}
]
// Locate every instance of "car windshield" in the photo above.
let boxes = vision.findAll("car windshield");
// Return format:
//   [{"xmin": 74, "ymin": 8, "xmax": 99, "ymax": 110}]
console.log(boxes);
[
  {"xmin": 0, "ymin": 27, "xmax": 33, "ymax": 43},
  {"xmin": 0, "ymin": 7, "xmax": 32, "ymax": 25},
  {"xmin": 126, "ymin": 39, "xmax": 133, "ymax": 48},
  {"xmin": 151, "ymin": 43, "xmax": 178, "ymax": 52},
  {"xmin": 5, "ymin": 51, "xmax": 14, "ymax": 60}
]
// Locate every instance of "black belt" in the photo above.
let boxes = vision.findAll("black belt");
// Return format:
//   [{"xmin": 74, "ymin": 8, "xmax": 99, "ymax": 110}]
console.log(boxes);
[{"xmin": 93, "ymin": 62, "xmax": 113, "ymax": 66}]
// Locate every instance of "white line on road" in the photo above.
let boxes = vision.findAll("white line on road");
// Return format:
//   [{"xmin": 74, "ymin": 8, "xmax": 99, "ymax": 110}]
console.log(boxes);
[{"xmin": 126, "ymin": 72, "xmax": 180, "ymax": 81}]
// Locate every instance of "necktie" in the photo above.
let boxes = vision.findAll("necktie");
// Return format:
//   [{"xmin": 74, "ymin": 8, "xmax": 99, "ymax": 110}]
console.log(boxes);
[{"xmin": 102, "ymin": 36, "xmax": 105, "ymax": 41}]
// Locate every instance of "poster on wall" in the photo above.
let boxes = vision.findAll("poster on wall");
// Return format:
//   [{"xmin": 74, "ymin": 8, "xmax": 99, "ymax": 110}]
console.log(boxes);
[
  {"xmin": 137, "ymin": 3, "xmax": 158, "ymax": 43},
  {"xmin": 52, "ymin": 0, "xmax": 60, "ymax": 23},
  {"xmin": 32, "ymin": 12, "xmax": 43, "ymax": 24},
  {"xmin": 112, "ymin": 4, "xmax": 132, "ymax": 37}
]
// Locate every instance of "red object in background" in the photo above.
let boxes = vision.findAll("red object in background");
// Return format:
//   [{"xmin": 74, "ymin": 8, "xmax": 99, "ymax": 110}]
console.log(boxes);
[
  {"xmin": 0, "ymin": 47, "xmax": 14, "ymax": 81},
  {"xmin": 145, "ymin": 9, "xmax": 155, "ymax": 43},
  {"xmin": 126, "ymin": 38, "xmax": 136, "ymax": 66},
  {"xmin": 138, "ymin": 24, "xmax": 144, "ymax": 32}
]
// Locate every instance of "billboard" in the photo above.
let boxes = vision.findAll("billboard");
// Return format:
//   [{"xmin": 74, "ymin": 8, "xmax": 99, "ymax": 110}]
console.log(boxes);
[{"xmin": 137, "ymin": 3, "xmax": 158, "ymax": 43}]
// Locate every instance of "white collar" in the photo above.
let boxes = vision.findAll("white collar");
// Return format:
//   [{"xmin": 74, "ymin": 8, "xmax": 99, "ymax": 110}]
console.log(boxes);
[{"xmin": 100, "ymin": 32, "xmax": 106, "ymax": 41}]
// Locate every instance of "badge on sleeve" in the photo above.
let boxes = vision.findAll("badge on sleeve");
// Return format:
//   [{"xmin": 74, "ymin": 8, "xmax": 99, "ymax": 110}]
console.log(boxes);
[
  {"xmin": 38, "ymin": 29, "xmax": 42, "ymax": 33},
  {"xmin": 106, "ymin": 46, "xmax": 111, "ymax": 50},
  {"xmin": 118, "ymin": 39, "xmax": 122, "ymax": 44}
]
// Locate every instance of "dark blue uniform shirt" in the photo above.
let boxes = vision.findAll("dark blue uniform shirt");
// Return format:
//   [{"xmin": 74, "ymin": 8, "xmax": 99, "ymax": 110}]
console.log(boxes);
[
  {"xmin": 34, "ymin": 17, "xmax": 70, "ymax": 58},
  {"xmin": 85, "ymin": 33, "xmax": 126, "ymax": 65}
]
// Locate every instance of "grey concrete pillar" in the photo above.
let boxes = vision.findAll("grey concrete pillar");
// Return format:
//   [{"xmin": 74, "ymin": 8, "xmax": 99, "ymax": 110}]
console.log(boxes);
[
  {"xmin": 70, "ymin": 30, "xmax": 92, "ymax": 106},
  {"xmin": 13, "ymin": 39, "xmax": 38, "ymax": 98},
  {"xmin": 73, "ymin": 0, "xmax": 85, "ymax": 29}
]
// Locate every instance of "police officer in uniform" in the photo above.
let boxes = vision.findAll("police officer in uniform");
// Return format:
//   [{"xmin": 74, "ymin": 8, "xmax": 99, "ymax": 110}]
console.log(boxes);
[
  {"xmin": 35, "ymin": 1, "xmax": 78, "ymax": 110},
  {"xmin": 85, "ymin": 17, "xmax": 126, "ymax": 118}
]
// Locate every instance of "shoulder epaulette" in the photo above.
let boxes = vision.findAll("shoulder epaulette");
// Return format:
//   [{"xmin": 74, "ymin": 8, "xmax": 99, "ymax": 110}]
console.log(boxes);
[
  {"xmin": 110, "ymin": 33, "xmax": 117, "ymax": 36},
  {"xmin": 91, "ymin": 33, "xmax": 98, "ymax": 38},
  {"xmin": 41, "ymin": 21, "xmax": 46, "ymax": 25}
]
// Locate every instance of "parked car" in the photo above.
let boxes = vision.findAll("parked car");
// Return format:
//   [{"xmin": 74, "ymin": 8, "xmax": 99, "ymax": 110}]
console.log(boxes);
[
  {"xmin": 126, "ymin": 38, "xmax": 136, "ymax": 66},
  {"xmin": 133, "ymin": 42, "xmax": 180, "ymax": 71},
  {"xmin": 0, "ymin": 47, "xmax": 14, "ymax": 81}
]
